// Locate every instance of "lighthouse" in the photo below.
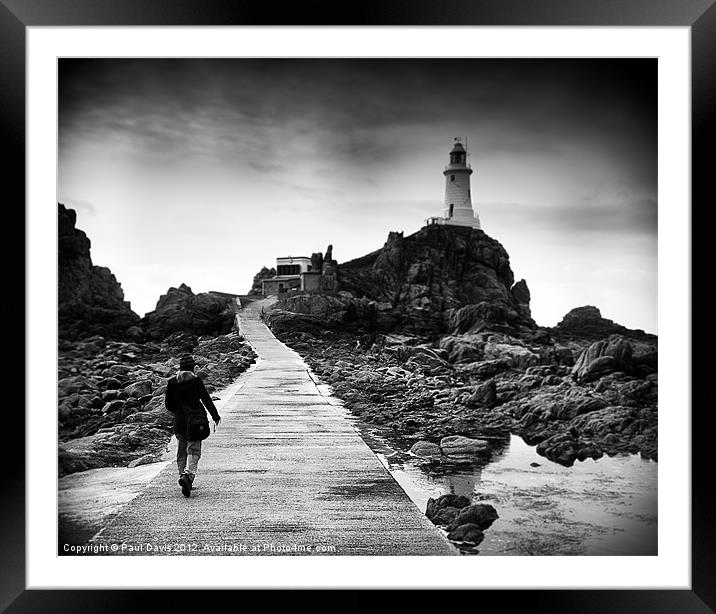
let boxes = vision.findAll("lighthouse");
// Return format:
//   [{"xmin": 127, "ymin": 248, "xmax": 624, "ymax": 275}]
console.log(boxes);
[{"xmin": 426, "ymin": 138, "xmax": 481, "ymax": 229}]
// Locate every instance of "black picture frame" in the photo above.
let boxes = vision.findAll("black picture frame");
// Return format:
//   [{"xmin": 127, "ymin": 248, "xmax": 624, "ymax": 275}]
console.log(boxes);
[{"xmin": 8, "ymin": 0, "xmax": 711, "ymax": 610}]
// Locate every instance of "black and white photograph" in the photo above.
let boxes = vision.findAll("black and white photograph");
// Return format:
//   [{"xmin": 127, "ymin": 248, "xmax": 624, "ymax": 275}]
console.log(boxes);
[{"xmin": 55, "ymin": 57, "xmax": 659, "ymax": 559}]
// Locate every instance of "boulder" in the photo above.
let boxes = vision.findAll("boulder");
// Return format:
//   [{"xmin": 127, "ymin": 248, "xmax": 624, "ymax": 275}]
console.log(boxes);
[
  {"xmin": 405, "ymin": 347, "xmax": 452, "ymax": 372},
  {"xmin": 431, "ymin": 506, "xmax": 462, "ymax": 525},
  {"xmin": 409, "ymin": 441, "xmax": 442, "ymax": 459},
  {"xmin": 463, "ymin": 379, "xmax": 497, "ymax": 408},
  {"xmin": 142, "ymin": 284, "xmax": 236, "ymax": 340},
  {"xmin": 457, "ymin": 359, "xmax": 511, "ymax": 379},
  {"xmin": 572, "ymin": 336, "xmax": 634, "ymax": 383},
  {"xmin": 448, "ymin": 302, "xmax": 521, "ymax": 334},
  {"xmin": 440, "ymin": 435, "xmax": 489, "ymax": 458},
  {"xmin": 100, "ymin": 377, "xmax": 122, "ymax": 391},
  {"xmin": 536, "ymin": 434, "xmax": 579, "ymax": 466},
  {"xmin": 425, "ymin": 494, "xmax": 472, "ymax": 520},
  {"xmin": 447, "ymin": 523, "xmax": 485, "ymax": 545},
  {"xmin": 447, "ymin": 504, "xmax": 499, "ymax": 531},
  {"xmin": 483, "ymin": 341, "xmax": 540, "ymax": 369},
  {"xmin": 123, "ymin": 379, "xmax": 153, "ymax": 398}
]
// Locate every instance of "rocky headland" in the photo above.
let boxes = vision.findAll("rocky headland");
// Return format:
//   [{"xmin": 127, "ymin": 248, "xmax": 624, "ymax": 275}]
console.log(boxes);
[
  {"xmin": 59, "ymin": 203, "xmax": 140, "ymax": 340},
  {"xmin": 261, "ymin": 225, "xmax": 658, "ymax": 469},
  {"xmin": 57, "ymin": 204, "xmax": 257, "ymax": 477},
  {"xmin": 257, "ymin": 225, "xmax": 657, "ymax": 549}
]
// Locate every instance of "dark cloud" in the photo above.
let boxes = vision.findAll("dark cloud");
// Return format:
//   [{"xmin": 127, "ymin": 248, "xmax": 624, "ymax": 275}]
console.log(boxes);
[
  {"xmin": 59, "ymin": 58, "xmax": 656, "ymax": 153},
  {"xmin": 58, "ymin": 58, "xmax": 657, "ymax": 333}
]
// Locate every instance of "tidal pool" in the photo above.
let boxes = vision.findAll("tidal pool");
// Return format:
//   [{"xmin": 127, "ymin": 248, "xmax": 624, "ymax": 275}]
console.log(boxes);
[{"xmin": 349, "ymin": 419, "xmax": 657, "ymax": 556}]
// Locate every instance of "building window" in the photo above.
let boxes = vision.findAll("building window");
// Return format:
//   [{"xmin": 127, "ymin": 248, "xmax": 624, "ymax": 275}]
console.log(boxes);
[
  {"xmin": 277, "ymin": 264, "xmax": 300, "ymax": 276},
  {"xmin": 450, "ymin": 175, "xmax": 455, "ymax": 182},
  {"xmin": 449, "ymin": 204, "xmax": 454, "ymax": 217}
]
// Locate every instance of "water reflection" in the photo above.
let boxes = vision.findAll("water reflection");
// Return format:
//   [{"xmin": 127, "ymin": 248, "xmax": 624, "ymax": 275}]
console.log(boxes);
[{"xmin": 344, "ymin": 409, "xmax": 657, "ymax": 556}]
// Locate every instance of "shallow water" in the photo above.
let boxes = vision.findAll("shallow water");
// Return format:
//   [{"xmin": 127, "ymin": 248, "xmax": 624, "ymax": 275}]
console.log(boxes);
[{"xmin": 345, "ymin": 414, "xmax": 657, "ymax": 556}]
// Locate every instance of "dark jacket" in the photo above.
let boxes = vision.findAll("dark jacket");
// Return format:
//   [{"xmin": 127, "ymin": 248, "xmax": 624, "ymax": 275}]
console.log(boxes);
[{"xmin": 164, "ymin": 372, "xmax": 220, "ymax": 437}]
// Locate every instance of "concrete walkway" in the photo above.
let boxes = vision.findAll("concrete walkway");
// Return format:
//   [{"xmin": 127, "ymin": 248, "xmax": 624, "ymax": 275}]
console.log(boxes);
[{"xmin": 91, "ymin": 299, "xmax": 456, "ymax": 555}]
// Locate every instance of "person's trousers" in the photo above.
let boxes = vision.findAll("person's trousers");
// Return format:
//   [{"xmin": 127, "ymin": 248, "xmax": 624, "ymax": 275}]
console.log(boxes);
[{"xmin": 176, "ymin": 434, "xmax": 202, "ymax": 478}]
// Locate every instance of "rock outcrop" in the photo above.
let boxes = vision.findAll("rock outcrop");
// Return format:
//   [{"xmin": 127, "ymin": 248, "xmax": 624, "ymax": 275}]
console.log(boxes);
[
  {"xmin": 248, "ymin": 266, "xmax": 276, "ymax": 296},
  {"xmin": 58, "ymin": 204, "xmax": 140, "ymax": 340},
  {"xmin": 58, "ymin": 331, "xmax": 257, "ymax": 476},
  {"xmin": 426, "ymin": 495, "xmax": 499, "ymax": 549},
  {"xmin": 141, "ymin": 284, "xmax": 236, "ymax": 340},
  {"xmin": 338, "ymin": 225, "xmax": 535, "ymax": 333},
  {"xmin": 554, "ymin": 306, "xmax": 652, "ymax": 341},
  {"xmin": 571, "ymin": 335, "xmax": 634, "ymax": 383},
  {"xmin": 258, "ymin": 223, "xmax": 658, "ymax": 469}
]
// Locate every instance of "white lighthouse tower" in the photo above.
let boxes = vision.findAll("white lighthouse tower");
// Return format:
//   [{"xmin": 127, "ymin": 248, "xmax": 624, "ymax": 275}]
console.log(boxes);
[{"xmin": 426, "ymin": 138, "xmax": 481, "ymax": 229}]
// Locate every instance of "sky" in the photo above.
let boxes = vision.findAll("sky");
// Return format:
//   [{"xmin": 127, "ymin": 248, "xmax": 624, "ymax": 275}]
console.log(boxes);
[{"xmin": 58, "ymin": 59, "xmax": 657, "ymax": 333}]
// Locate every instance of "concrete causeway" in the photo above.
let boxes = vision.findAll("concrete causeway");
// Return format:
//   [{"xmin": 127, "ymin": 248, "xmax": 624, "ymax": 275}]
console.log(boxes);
[{"xmin": 91, "ymin": 299, "xmax": 457, "ymax": 555}]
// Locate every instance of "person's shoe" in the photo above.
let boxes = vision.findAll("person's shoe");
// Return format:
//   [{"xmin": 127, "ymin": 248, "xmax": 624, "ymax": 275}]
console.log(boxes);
[{"xmin": 178, "ymin": 473, "xmax": 191, "ymax": 497}]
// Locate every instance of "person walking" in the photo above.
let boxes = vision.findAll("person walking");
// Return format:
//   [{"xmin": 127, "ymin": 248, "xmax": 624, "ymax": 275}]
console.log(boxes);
[{"xmin": 164, "ymin": 354, "xmax": 221, "ymax": 497}]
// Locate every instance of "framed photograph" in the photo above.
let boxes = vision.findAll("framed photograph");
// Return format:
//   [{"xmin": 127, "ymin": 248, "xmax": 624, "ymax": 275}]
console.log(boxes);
[{"xmin": 9, "ymin": 0, "xmax": 710, "ymax": 609}]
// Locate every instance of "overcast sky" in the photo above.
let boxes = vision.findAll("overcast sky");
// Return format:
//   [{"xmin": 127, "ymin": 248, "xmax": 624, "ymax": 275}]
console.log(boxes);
[{"xmin": 58, "ymin": 59, "xmax": 657, "ymax": 333}]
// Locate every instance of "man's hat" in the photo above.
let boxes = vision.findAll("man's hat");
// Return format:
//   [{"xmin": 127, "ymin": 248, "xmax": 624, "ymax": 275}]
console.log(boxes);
[{"xmin": 179, "ymin": 354, "xmax": 197, "ymax": 370}]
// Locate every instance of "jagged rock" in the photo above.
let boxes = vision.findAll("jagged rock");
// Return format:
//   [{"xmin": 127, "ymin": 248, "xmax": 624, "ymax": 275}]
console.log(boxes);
[
  {"xmin": 320, "ymin": 244, "xmax": 338, "ymax": 292},
  {"xmin": 448, "ymin": 302, "xmax": 519, "ymax": 334},
  {"xmin": 536, "ymin": 433, "xmax": 579, "ymax": 466},
  {"xmin": 123, "ymin": 379, "xmax": 153, "ymax": 398},
  {"xmin": 99, "ymin": 377, "xmax": 122, "ymax": 391},
  {"xmin": 248, "ymin": 266, "xmax": 276, "ymax": 296},
  {"xmin": 462, "ymin": 379, "xmax": 497, "ymax": 408},
  {"xmin": 483, "ymin": 340, "xmax": 540, "ymax": 369},
  {"xmin": 555, "ymin": 306, "xmax": 652, "ymax": 341},
  {"xmin": 404, "ymin": 347, "xmax": 452, "ymax": 372},
  {"xmin": 58, "ymin": 204, "xmax": 140, "ymax": 340},
  {"xmin": 572, "ymin": 336, "xmax": 634, "ymax": 383},
  {"xmin": 432, "ymin": 506, "xmax": 462, "ymax": 525},
  {"xmin": 439, "ymin": 335, "xmax": 483, "ymax": 363},
  {"xmin": 142, "ymin": 284, "xmax": 236, "ymax": 340},
  {"xmin": 447, "ymin": 523, "xmax": 485, "ymax": 545},
  {"xmin": 311, "ymin": 252, "xmax": 324, "ymax": 272},
  {"xmin": 125, "ymin": 326, "xmax": 145, "ymax": 342},
  {"xmin": 456, "ymin": 359, "xmax": 512, "ymax": 379},
  {"xmin": 447, "ymin": 504, "xmax": 499, "ymax": 531},
  {"xmin": 338, "ymin": 225, "xmax": 536, "ymax": 333},
  {"xmin": 511, "ymin": 279, "xmax": 531, "ymax": 305},
  {"xmin": 425, "ymin": 494, "xmax": 472, "ymax": 520}
]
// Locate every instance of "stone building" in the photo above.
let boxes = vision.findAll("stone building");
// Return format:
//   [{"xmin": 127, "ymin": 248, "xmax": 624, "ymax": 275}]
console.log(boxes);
[
  {"xmin": 260, "ymin": 247, "xmax": 338, "ymax": 296},
  {"xmin": 425, "ymin": 138, "xmax": 482, "ymax": 230}
]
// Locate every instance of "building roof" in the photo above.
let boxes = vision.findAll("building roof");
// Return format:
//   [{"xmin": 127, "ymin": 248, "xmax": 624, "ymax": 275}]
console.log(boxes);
[{"xmin": 262, "ymin": 275, "xmax": 302, "ymax": 282}]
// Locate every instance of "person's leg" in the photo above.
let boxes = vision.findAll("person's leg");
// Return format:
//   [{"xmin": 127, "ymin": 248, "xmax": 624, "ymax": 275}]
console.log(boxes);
[
  {"xmin": 176, "ymin": 434, "xmax": 188, "ymax": 475},
  {"xmin": 186, "ymin": 440, "xmax": 202, "ymax": 482}
]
